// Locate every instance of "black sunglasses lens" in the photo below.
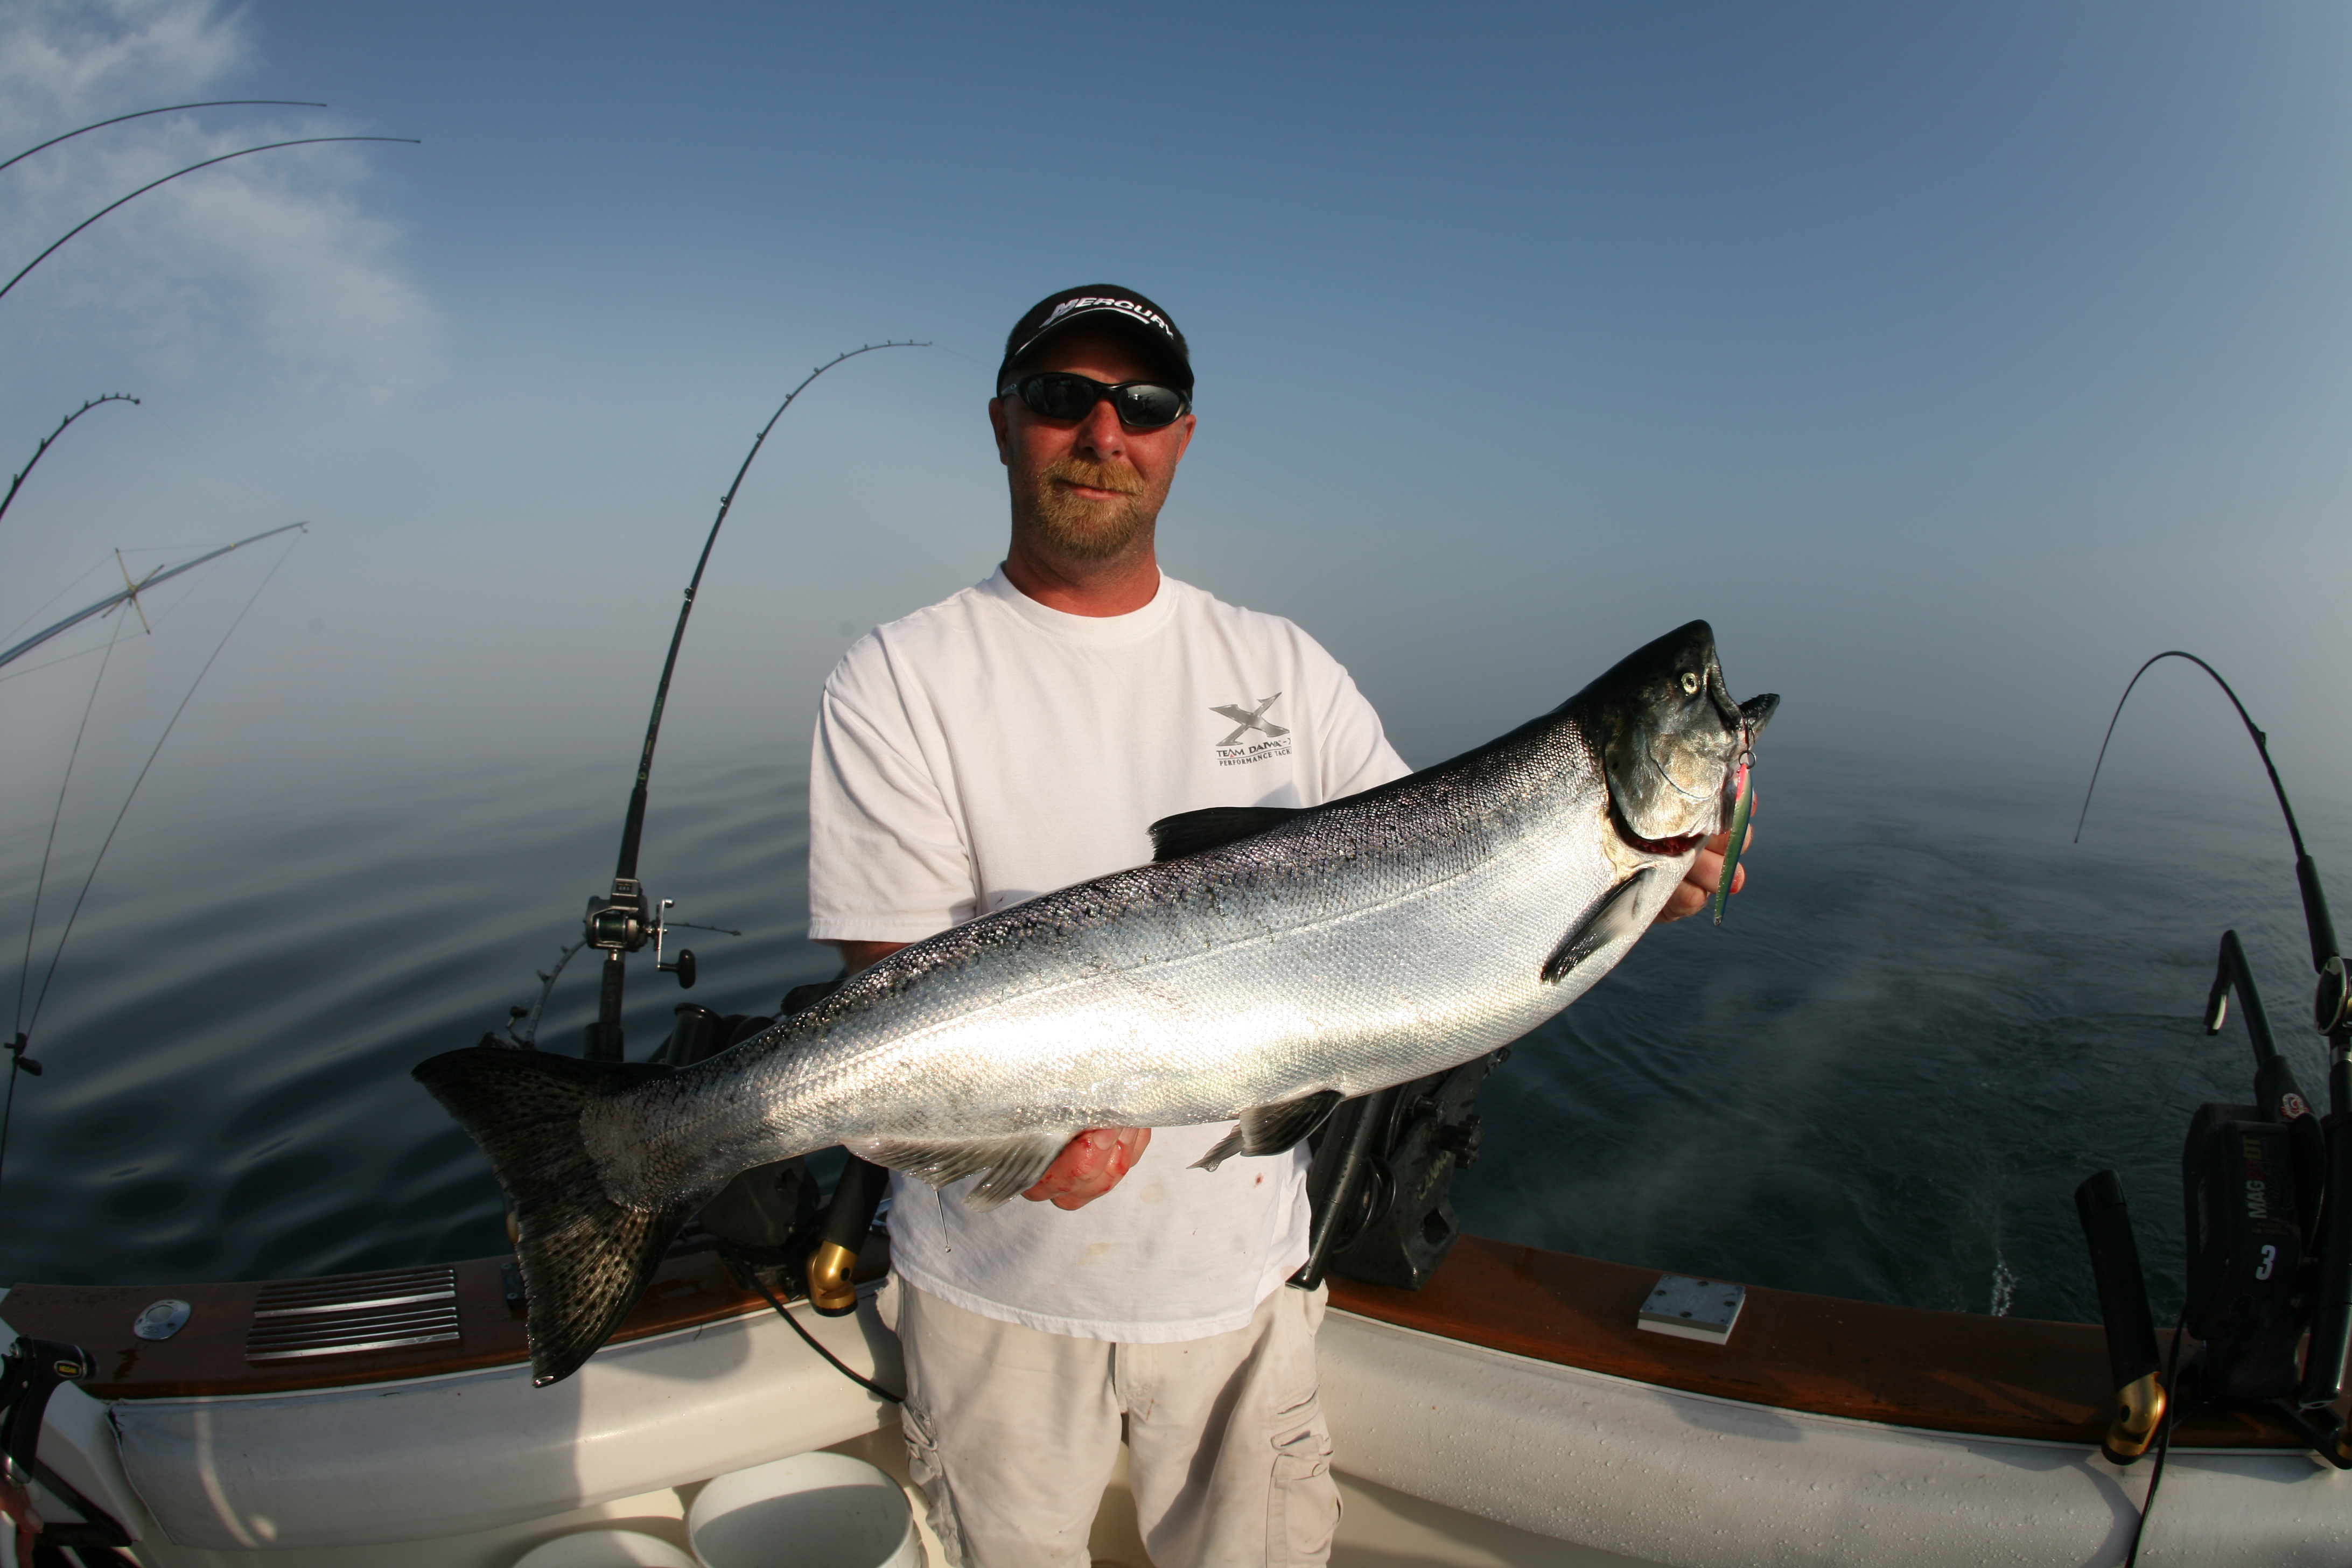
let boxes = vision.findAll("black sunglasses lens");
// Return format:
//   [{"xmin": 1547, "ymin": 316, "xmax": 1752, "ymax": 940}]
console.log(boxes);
[
  {"xmin": 1024, "ymin": 374, "xmax": 1100, "ymax": 421},
  {"xmin": 1115, "ymin": 384, "xmax": 1185, "ymax": 428}
]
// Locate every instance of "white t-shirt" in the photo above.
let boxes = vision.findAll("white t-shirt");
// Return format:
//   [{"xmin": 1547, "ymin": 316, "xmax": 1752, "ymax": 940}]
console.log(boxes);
[{"xmin": 807, "ymin": 566, "xmax": 1410, "ymax": 1341}]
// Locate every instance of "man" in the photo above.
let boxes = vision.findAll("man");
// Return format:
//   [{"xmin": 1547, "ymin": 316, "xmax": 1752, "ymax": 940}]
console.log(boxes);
[{"xmin": 807, "ymin": 285, "xmax": 1746, "ymax": 1567}]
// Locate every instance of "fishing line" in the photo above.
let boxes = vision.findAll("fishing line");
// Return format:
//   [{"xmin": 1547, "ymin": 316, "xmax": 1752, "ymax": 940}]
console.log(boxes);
[
  {"xmin": 1, "ymin": 603, "xmax": 130, "ymax": 1205},
  {"xmin": 13, "ymin": 533, "xmax": 301, "ymax": 1045},
  {"xmin": 11, "ymin": 605, "xmax": 129, "ymax": 1034},
  {"xmin": 0, "ymin": 558, "xmax": 108, "ymax": 648}
]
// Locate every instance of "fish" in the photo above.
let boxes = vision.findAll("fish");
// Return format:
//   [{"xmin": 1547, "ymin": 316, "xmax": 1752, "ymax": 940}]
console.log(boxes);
[{"xmin": 414, "ymin": 619, "xmax": 1777, "ymax": 1384}]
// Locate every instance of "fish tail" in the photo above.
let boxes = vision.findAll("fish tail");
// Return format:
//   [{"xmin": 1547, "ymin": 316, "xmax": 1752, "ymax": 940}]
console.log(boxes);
[{"xmin": 412, "ymin": 1045, "xmax": 689, "ymax": 1387}]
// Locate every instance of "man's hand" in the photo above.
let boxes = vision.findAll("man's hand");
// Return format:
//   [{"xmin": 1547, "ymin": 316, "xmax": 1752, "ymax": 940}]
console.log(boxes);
[
  {"xmin": 1021, "ymin": 1127, "xmax": 1152, "ymax": 1210},
  {"xmin": 1653, "ymin": 817, "xmax": 1755, "ymax": 925}
]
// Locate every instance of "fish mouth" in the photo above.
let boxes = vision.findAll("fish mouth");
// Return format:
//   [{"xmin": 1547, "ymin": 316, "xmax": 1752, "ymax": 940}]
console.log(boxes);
[{"xmin": 1614, "ymin": 821, "xmax": 1709, "ymax": 857}]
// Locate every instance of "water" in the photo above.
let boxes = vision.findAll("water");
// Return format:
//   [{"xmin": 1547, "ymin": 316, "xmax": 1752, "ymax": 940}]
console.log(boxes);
[{"xmin": 2, "ymin": 735, "xmax": 2342, "ymax": 1329}]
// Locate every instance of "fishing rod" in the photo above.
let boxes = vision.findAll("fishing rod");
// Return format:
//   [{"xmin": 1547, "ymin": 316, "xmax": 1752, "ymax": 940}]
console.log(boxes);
[
  {"xmin": 2077, "ymin": 650, "xmax": 2347, "ymax": 1044},
  {"xmin": 0, "ymin": 100, "xmax": 329, "ymax": 176},
  {"xmin": 0, "ymin": 395, "xmax": 139, "ymax": 535},
  {"xmin": 0, "ymin": 136, "xmax": 420, "ymax": 306},
  {"xmin": 0, "ymin": 521, "xmax": 306, "ymax": 673},
  {"xmin": 2071, "ymin": 650, "xmax": 2352, "ymax": 1564},
  {"xmin": 577, "ymin": 341, "xmax": 927, "ymax": 1060}
]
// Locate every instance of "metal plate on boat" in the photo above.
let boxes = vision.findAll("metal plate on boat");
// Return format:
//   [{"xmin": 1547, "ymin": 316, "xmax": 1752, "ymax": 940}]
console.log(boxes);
[
  {"xmin": 1638, "ymin": 1274, "xmax": 1745, "ymax": 1344},
  {"xmin": 245, "ymin": 1266, "xmax": 460, "ymax": 1361},
  {"xmin": 132, "ymin": 1298, "xmax": 191, "ymax": 1340}
]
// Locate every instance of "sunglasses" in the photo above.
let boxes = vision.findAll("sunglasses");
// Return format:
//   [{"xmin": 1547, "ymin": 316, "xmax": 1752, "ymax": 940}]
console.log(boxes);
[{"xmin": 998, "ymin": 372, "xmax": 1191, "ymax": 430}]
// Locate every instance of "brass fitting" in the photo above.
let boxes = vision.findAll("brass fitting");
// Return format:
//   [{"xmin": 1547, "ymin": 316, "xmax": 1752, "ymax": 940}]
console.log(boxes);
[
  {"xmin": 806, "ymin": 1238, "xmax": 860, "ymax": 1317},
  {"xmin": 2101, "ymin": 1371, "xmax": 2167, "ymax": 1465}
]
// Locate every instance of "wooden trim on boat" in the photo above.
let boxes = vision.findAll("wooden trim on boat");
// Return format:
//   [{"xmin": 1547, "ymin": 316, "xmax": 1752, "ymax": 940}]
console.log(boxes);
[
  {"xmin": 0, "ymin": 1236, "xmax": 881, "ymax": 1402},
  {"xmin": 1, "ymin": 1233, "xmax": 2329, "ymax": 1447},
  {"xmin": 1325, "ymin": 1236, "xmax": 2315, "ymax": 1449}
]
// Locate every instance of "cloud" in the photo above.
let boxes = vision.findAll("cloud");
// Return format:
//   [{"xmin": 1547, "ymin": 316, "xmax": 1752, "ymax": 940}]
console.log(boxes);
[{"xmin": 0, "ymin": 0, "xmax": 439, "ymax": 397}]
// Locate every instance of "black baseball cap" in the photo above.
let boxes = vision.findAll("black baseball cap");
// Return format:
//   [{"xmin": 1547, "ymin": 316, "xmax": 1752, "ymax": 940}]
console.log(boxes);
[{"xmin": 997, "ymin": 285, "xmax": 1193, "ymax": 395}]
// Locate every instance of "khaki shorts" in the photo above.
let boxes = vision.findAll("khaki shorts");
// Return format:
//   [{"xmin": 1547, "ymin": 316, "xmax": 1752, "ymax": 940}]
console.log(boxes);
[{"xmin": 879, "ymin": 1276, "xmax": 1339, "ymax": 1568}]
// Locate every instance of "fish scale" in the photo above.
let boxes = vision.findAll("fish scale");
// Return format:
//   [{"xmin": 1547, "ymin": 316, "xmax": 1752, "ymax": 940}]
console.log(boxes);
[{"xmin": 416, "ymin": 618, "xmax": 1775, "ymax": 1385}]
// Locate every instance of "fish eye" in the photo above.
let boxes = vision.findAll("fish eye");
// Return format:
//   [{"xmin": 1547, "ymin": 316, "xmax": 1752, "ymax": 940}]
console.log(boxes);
[{"xmin": 1679, "ymin": 671, "xmax": 1699, "ymax": 695}]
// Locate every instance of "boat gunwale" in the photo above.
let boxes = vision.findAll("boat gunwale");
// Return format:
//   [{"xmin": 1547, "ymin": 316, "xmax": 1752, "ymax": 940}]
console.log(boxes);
[{"xmin": 0, "ymin": 1232, "xmax": 2329, "ymax": 1450}]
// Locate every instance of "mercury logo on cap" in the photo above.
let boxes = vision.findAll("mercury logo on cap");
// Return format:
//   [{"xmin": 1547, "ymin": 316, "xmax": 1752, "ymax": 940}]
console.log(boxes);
[{"xmin": 999, "ymin": 284, "xmax": 1193, "ymax": 395}]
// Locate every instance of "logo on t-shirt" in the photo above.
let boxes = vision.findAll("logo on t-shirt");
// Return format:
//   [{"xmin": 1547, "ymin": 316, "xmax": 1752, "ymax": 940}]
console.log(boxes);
[{"xmin": 1210, "ymin": 694, "xmax": 1292, "ymax": 767}]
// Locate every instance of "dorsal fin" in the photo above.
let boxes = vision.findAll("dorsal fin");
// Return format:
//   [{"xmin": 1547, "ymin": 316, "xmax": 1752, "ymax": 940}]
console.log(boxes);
[{"xmin": 1148, "ymin": 806, "xmax": 1305, "ymax": 862}]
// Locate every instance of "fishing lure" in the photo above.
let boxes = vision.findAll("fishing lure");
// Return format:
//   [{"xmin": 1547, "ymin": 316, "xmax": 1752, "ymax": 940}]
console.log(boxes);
[{"xmin": 1711, "ymin": 750, "xmax": 1754, "ymax": 926}]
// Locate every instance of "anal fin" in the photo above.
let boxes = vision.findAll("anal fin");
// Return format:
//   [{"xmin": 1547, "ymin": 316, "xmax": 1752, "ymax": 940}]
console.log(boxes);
[
  {"xmin": 1541, "ymin": 866, "xmax": 1654, "ymax": 983},
  {"xmin": 847, "ymin": 1133, "xmax": 1070, "ymax": 1211},
  {"xmin": 1192, "ymin": 1090, "xmax": 1342, "ymax": 1171}
]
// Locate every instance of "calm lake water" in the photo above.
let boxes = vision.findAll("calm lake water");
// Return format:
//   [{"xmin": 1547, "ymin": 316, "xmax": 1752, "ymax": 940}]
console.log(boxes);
[{"xmin": 2, "ymin": 733, "xmax": 2343, "ymax": 1328}]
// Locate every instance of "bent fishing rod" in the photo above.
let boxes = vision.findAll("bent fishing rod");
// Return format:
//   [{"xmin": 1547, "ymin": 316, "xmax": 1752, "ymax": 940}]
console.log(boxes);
[
  {"xmin": 2077, "ymin": 650, "xmax": 2347, "ymax": 1047},
  {"xmin": 577, "ymin": 341, "xmax": 927, "ymax": 1060},
  {"xmin": 0, "ymin": 100, "xmax": 328, "ymax": 176},
  {"xmin": 0, "ymin": 395, "xmax": 139, "ymax": 535},
  {"xmin": 0, "ymin": 135, "xmax": 419, "ymax": 306}
]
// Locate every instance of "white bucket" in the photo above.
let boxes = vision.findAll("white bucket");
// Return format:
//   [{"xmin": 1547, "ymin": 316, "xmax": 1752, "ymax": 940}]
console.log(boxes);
[
  {"xmin": 688, "ymin": 1452, "xmax": 923, "ymax": 1568},
  {"xmin": 513, "ymin": 1529, "xmax": 697, "ymax": 1567}
]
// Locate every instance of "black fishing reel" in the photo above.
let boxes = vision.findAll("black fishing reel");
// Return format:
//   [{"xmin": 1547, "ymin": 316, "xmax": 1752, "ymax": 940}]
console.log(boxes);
[{"xmin": 578, "ymin": 879, "xmax": 697, "ymax": 1060}]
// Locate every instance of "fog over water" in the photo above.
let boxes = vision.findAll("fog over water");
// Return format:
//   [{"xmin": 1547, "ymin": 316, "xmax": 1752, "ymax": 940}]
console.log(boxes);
[{"xmin": 3, "ymin": 2, "xmax": 2351, "ymax": 1319}]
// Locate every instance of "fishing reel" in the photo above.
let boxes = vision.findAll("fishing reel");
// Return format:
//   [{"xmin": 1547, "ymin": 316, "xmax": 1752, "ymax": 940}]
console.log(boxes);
[
  {"xmin": 579, "ymin": 878, "xmax": 695, "ymax": 1059},
  {"xmin": 2076, "ymin": 926, "xmax": 2352, "ymax": 1469}
]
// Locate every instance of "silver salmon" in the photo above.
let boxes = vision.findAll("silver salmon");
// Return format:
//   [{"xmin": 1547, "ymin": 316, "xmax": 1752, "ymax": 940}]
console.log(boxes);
[{"xmin": 416, "ymin": 619, "xmax": 1775, "ymax": 1384}]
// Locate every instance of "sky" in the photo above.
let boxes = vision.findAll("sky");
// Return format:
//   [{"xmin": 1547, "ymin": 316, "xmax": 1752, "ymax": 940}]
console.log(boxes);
[{"xmin": 3, "ymin": 0, "xmax": 2350, "ymax": 855}]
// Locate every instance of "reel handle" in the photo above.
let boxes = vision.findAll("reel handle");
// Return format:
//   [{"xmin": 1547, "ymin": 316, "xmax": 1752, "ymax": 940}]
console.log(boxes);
[{"xmin": 2075, "ymin": 1171, "xmax": 2167, "ymax": 1464}]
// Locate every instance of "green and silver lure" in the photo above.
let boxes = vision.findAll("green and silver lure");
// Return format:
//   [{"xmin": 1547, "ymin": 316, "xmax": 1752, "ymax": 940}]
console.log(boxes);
[{"xmin": 1710, "ymin": 749, "xmax": 1754, "ymax": 927}]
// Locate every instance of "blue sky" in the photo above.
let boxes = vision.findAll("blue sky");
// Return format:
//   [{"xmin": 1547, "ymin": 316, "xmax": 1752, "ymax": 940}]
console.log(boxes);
[{"xmin": 3, "ymin": 0, "xmax": 2349, "ymax": 822}]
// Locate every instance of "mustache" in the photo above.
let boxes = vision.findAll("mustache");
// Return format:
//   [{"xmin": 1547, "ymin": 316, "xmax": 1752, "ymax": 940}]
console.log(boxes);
[{"xmin": 1042, "ymin": 456, "xmax": 1144, "ymax": 497}]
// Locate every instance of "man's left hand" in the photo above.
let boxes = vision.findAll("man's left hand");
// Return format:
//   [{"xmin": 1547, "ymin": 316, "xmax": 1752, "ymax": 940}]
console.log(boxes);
[
  {"xmin": 1021, "ymin": 1127, "xmax": 1152, "ymax": 1210},
  {"xmin": 1653, "ymin": 818, "xmax": 1754, "ymax": 925}
]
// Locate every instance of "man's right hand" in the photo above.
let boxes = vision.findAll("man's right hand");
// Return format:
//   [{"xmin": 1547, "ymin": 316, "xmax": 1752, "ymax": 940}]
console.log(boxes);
[{"xmin": 1020, "ymin": 1128, "xmax": 1151, "ymax": 1210}]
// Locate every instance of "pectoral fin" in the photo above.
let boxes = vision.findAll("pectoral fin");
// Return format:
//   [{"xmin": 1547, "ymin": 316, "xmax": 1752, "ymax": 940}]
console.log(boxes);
[
  {"xmin": 846, "ymin": 1133, "xmax": 1070, "ymax": 1210},
  {"xmin": 1192, "ymin": 1089, "xmax": 1343, "ymax": 1171},
  {"xmin": 1148, "ymin": 806, "xmax": 1305, "ymax": 862},
  {"xmin": 1541, "ymin": 867, "xmax": 1654, "ymax": 984}
]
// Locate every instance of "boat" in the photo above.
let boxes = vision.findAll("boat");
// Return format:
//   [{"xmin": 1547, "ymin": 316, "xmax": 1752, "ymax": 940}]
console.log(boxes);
[{"xmin": 5, "ymin": 1209, "xmax": 2349, "ymax": 1566}]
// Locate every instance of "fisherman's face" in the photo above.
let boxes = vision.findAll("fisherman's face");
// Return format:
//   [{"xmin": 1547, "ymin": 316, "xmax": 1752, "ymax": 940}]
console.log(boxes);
[{"xmin": 991, "ymin": 326, "xmax": 1196, "ymax": 562}]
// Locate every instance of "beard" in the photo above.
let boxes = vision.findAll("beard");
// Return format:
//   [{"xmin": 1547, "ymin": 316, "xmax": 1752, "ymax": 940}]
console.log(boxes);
[{"xmin": 1018, "ymin": 456, "xmax": 1156, "ymax": 562}]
